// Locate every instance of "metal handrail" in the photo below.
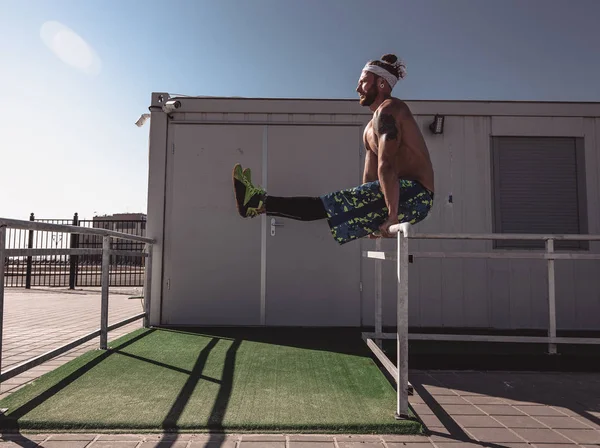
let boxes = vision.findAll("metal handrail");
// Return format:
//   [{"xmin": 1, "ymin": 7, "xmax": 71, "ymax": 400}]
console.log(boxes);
[
  {"xmin": 0, "ymin": 218, "xmax": 155, "ymax": 384},
  {"xmin": 0, "ymin": 217, "xmax": 154, "ymax": 244},
  {"xmin": 363, "ymin": 223, "xmax": 600, "ymax": 420}
]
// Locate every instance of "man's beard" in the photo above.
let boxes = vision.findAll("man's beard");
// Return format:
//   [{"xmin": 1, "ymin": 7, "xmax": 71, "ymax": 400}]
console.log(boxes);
[{"xmin": 359, "ymin": 84, "xmax": 377, "ymax": 106}]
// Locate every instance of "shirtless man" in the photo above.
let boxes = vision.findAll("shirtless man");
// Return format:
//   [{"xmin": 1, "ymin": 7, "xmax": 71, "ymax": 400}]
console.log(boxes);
[{"xmin": 232, "ymin": 54, "xmax": 435, "ymax": 244}]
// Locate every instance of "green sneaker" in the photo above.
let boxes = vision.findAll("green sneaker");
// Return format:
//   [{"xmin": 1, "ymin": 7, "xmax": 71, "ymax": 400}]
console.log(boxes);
[{"xmin": 232, "ymin": 164, "xmax": 266, "ymax": 218}]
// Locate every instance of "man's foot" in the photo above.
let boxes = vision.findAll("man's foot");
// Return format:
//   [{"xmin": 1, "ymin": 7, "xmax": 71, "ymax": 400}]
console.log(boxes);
[{"xmin": 232, "ymin": 164, "xmax": 266, "ymax": 218}]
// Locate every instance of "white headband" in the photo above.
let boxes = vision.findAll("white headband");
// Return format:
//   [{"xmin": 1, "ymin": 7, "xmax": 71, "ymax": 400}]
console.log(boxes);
[{"xmin": 362, "ymin": 63, "xmax": 399, "ymax": 89}]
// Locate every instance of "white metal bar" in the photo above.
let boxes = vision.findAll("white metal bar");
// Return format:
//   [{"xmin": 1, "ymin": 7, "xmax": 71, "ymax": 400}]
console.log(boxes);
[
  {"xmin": 144, "ymin": 244, "xmax": 153, "ymax": 328},
  {"xmin": 6, "ymin": 248, "xmax": 102, "ymax": 257},
  {"xmin": 375, "ymin": 238, "xmax": 383, "ymax": 349},
  {"xmin": 389, "ymin": 230, "xmax": 600, "ymax": 241},
  {"xmin": 100, "ymin": 236, "xmax": 110, "ymax": 350},
  {"xmin": 363, "ymin": 335, "xmax": 397, "ymax": 379},
  {"xmin": 546, "ymin": 239, "xmax": 557, "ymax": 355},
  {"xmin": 0, "ymin": 226, "xmax": 6, "ymax": 383},
  {"xmin": 396, "ymin": 230, "xmax": 409, "ymax": 419},
  {"xmin": 364, "ymin": 250, "xmax": 600, "ymax": 261},
  {"xmin": 364, "ymin": 331, "xmax": 600, "ymax": 345},
  {"xmin": 0, "ymin": 217, "xmax": 154, "ymax": 243}
]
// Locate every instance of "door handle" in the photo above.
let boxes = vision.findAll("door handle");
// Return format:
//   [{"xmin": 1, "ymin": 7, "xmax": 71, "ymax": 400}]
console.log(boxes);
[{"xmin": 270, "ymin": 218, "xmax": 284, "ymax": 236}]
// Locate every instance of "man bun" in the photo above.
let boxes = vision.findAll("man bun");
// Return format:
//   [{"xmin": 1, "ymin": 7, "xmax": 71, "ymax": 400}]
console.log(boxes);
[{"xmin": 381, "ymin": 54, "xmax": 398, "ymax": 65}]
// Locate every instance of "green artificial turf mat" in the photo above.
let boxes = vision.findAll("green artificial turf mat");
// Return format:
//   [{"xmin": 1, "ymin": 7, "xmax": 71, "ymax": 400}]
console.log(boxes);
[{"xmin": 0, "ymin": 327, "xmax": 422, "ymax": 433}]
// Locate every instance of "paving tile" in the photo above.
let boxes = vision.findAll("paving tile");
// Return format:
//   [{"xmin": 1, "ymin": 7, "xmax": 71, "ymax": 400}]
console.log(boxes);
[
  {"xmin": 476, "ymin": 404, "xmax": 526, "ymax": 416},
  {"xmin": 410, "ymin": 404, "xmax": 434, "ymax": 415},
  {"xmin": 537, "ymin": 415, "xmax": 596, "ymax": 429},
  {"xmin": 38, "ymin": 442, "xmax": 94, "ymax": 448},
  {"xmin": 0, "ymin": 443, "xmax": 39, "ymax": 448},
  {"xmin": 46, "ymin": 434, "xmax": 97, "ymax": 441},
  {"xmin": 239, "ymin": 443, "xmax": 286, "ymax": 448},
  {"xmin": 288, "ymin": 443, "xmax": 335, "ymax": 448},
  {"xmin": 463, "ymin": 427, "xmax": 526, "ymax": 443},
  {"xmin": 95, "ymin": 435, "xmax": 144, "ymax": 441},
  {"xmin": 189, "ymin": 440, "xmax": 238, "ymax": 448},
  {"xmin": 241, "ymin": 435, "xmax": 286, "ymax": 441},
  {"xmin": 287, "ymin": 435, "xmax": 335, "ymax": 442},
  {"xmin": 380, "ymin": 435, "xmax": 431, "ymax": 443},
  {"xmin": 555, "ymin": 429, "xmax": 600, "ymax": 444},
  {"xmin": 511, "ymin": 428, "xmax": 573, "ymax": 444},
  {"xmin": 439, "ymin": 404, "xmax": 484, "ymax": 415},
  {"xmin": 462, "ymin": 395, "xmax": 507, "ymax": 405},
  {"xmin": 494, "ymin": 414, "xmax": 546, "ymax": 428},
  {"xmin": 138, "ymin": 442, "xmax": 188, "ymax": 448},
  {"xmin": 336, "ymin": 443, "xmax": 384, "ymax": 448},
  {"xmin": 515, "ymin": 405, "xmax": 567, "ymax": 416},
  {"xmin": 386, "ymin": 443, "xmax": 435, "ymax": 447},
  {"xmin": 418, "ymin": 413, "xmax": 445, "ymax": 428},
  {"xmin": 453, "ymin": 415, "xmax": 504, "ymax": 428},
  {"xmin": 88, "ymin": 443, "xmax": 139, "ymax": 448},
  {"xmin": 335, "ymin": 435, "xmax": 381, "ymax": 442}
]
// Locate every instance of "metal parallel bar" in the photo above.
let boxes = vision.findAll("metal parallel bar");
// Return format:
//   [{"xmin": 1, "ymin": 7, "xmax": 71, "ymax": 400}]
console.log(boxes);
[
  {"xmin": 547, "ymin": 239, "xmax": 557, "ymax": 355},
  {"xmin": 374, "ymin": 238, "xmax": 382, "ymax": 349},
  {"xmin": 363, "ymin": 335, "xmax": 397, "ymax": 380},
  {"xmin": 363, "ymin": 250, "xmax": 600, "ymax": 261},
  {"xmin": 364, "ymin": 331, "xmax": 600, "ymax": 345},
  {"xmin": 396, "ymin": 230, "xmax": 409, "ymax": 419},
  {"xmin": 143, "ymin": 244, "xmax": 153, "ymax": 327},
  {"xmin": 0, "ymin": 218, "xmax": 154, "ymax": 243},
  {"xmin": 0, "ymin": 226, "xmax": 7, "ymax": 379},
  {"xmin": 0, "ymin": 312, "xmax": 146, "ymax": 383},
  {"xmin": 395, "ymin": 232, "xmax": 600, "ymax": 241},
  {"xmin": 100, "ymin": 236, "xmax": 110, "ymax": 350}
]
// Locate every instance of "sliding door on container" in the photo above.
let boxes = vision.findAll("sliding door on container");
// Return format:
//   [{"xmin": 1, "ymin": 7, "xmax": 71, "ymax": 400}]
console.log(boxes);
[
  {"xmin": 265, "ymin": 125, "xmax": 362, "ymax": 326},
  {"xmin": 161, "ymin": 124, "xmax": 264, "ymax": 326}
]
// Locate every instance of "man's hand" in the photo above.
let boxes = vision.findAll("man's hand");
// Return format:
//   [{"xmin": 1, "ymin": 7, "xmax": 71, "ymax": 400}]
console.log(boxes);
[{"xmin": 379, "ymin": 216, "xmax": 399, "ymax": 238}]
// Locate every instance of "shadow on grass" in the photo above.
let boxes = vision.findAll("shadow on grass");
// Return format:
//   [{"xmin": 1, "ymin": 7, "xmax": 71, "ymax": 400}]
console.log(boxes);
[
  {"xmin": 161, "ymin": 326, "xmax": 369, "ymax": 357},
  {"xmin": 0, "ymin": 329, "xmax": 155, "ymax": 432}
]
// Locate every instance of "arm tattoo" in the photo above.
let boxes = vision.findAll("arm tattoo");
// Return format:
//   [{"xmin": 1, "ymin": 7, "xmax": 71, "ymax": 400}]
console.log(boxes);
[{"xmin": 374, "ymin": 113, "xmax": 398, "ymax": 140}]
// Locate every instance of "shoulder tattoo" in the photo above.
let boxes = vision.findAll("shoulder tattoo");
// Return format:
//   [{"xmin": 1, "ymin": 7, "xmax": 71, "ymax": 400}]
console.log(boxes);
[{"xmin": 374, "ymin": 112, "xmax": 398, "ymax": 140}]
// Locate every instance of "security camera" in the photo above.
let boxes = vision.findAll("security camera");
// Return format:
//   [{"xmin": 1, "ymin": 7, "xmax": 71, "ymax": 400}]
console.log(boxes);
[
  {"xmin": 162, "ymin": 100, "xmax": 181, "ymax": 114},
  {"xmin": 135, "ymin": 113, "xmax": 150, "ymax": 127}
]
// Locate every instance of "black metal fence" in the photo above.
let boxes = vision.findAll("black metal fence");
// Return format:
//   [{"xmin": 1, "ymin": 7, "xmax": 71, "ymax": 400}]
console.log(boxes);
[{"xmin": 3, "ymin": 213, "xmax": 147, "ymax": 288}]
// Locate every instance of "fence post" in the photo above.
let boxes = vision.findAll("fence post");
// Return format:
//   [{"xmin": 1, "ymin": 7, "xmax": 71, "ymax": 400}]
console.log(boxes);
[
  {"xmin": 25, "ymin": 213, "xmax": 34, "ymax": 289},
  {"xmin": 0, "ymin": 225, "xmax": 7, "ymax": 382},
  {"xmin": 100, "ymin": 236, "xmax": 110, "ymax": 349},
  {"xmin": 143, "ymin": 243, "xmax": 153, "ymax": 328},
  {"xmin": 546, "ymin": 238, "xmax": 557, "ymax": 355},
  {"xmin": 69, "ymin": 212, "xmax": 79, "ymax": 290}
]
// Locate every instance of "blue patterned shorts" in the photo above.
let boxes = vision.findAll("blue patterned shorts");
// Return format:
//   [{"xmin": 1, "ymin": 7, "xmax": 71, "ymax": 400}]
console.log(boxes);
[{"xmin": 320, "ymin": 180, "xmax": 434, "ymax": 245}]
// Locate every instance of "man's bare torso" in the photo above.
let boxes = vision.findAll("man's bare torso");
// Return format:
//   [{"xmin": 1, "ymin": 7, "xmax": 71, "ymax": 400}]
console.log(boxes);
[{"xmin": 363, "ymin": 98, "xmax": 435, "ymax": 193}]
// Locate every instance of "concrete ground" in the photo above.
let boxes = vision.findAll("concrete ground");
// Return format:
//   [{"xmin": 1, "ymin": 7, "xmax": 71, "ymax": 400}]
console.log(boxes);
[{"xmin": 1, "ymin": 288, "xmax": 600, "ymax": 447}]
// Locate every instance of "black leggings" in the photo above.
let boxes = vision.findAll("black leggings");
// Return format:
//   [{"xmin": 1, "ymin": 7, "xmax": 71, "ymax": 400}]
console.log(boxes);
[{"xmin": 265, "ymin": 196, "xmax": 327, "ymax": 221}]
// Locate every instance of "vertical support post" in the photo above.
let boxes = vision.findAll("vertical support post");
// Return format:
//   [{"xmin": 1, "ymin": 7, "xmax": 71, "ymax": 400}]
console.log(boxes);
[
  {"xmin": 396, "ymin": 228, "xmax": 409, "ymax": 419},
  {"xmin": 100, "ymin": 236, "xmax": 110, "ymax": 350},
  {"xmin": 546, "ymin": 238, "xmax": 557, "ymax": 355},
  {"xmin": 143, "ymin": 243, "xmax": 153, "ymax": 328},
  {"xmin": 375, "ymin": 238, "xmax": 383, "ymax": 348},
  {"xmin": 25, "ymin": 213, "xmax": 34, "ymax": 289},
  {"xmin": 69, "ymin": 212, "xmax": 79, "ymax": 290},
  {"xmin": 0, "ymin": 225, "xmax": 7, "ymax": 384}
]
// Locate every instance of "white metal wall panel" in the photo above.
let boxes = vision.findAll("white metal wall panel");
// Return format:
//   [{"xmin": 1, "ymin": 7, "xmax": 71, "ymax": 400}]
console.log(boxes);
[
  {"xmin": 161, "ymin": 124, "xmax": 264, "ymax": 326},
  {"xmin": 265, "ymin": 125, "xmax": 362, "ymax": 326}
]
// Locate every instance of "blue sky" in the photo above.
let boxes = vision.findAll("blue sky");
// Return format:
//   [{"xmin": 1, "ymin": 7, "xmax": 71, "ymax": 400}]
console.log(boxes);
[{"xmin": 1, "ymin": 0, "xmax": 599, "ymax": 220}]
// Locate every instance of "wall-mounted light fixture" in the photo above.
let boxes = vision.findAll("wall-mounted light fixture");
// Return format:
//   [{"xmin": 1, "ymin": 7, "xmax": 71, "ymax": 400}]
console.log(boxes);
[{"xmin": 429, "ymin": 114, "xmax": 444, "ymax": 134}]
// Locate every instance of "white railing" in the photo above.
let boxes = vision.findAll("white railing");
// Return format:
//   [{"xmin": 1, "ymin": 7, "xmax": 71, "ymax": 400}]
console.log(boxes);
[
  {"xmin": 362, "ymin": 223, "xmax": 600, "ymax": 420},
  {"xmin": 0, "ymin": 217, "xmax": 155, "ymax": 384}
]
